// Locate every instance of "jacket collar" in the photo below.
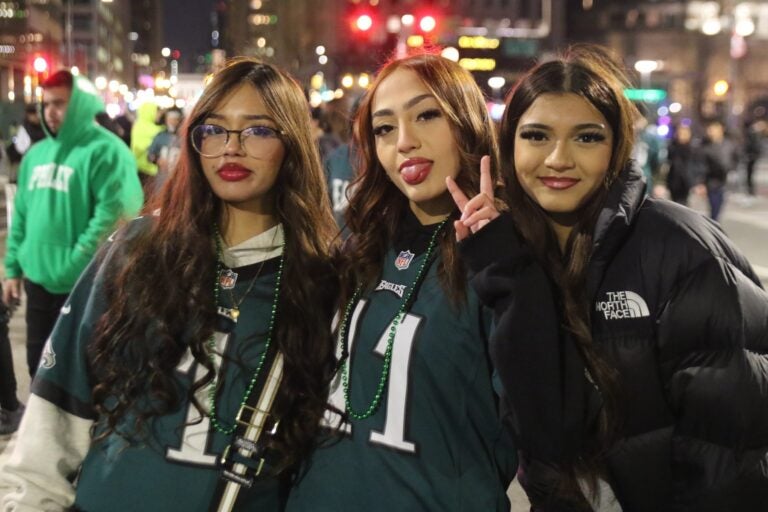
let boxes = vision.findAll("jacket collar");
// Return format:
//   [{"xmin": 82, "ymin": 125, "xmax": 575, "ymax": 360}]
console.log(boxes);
[{"xmin": 586, "ymin": 162, "xmax": 647, "ymax": 300}]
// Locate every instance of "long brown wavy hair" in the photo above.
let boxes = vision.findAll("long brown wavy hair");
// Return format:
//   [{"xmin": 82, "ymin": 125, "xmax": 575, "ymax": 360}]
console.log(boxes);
[
  {"xmin": 87, "ymin": 58, "xmax": 338, "ymax": 474},
  {"xmin": 499, "ymin": 44, "xmax": 640, "ymax": 501},
  {"xmin": 343, "ymin": 51, "xmax": 501, "ymax": 304}
]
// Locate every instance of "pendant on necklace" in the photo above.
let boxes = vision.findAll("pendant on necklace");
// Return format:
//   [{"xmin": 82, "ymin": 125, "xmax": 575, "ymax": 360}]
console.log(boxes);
[{"xmin": 231, "ymin": 308, "xmax": 240, "ymax": 320}]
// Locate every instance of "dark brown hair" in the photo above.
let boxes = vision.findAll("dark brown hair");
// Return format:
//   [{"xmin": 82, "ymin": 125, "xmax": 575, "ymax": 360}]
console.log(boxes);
[
  {"xmin": 87, "ymin": 58, "xmax": 338, "ymax": 473},
  {"xmin": 343, "ymin": 51, "xmax": 501, "ymax": 303},
  {"xmin": 499, "ymin": 44, "xmax": 640, "ymax": 500}
]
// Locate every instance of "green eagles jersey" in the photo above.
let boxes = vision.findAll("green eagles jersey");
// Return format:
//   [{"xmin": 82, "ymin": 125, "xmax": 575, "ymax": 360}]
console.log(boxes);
[
  {"xmin": 32, "ymin": 238, "xmax": 286, "ymax": 511},
  {"xmin": 287, "ymin": 221, "xmax": 517, "ymax": 511}
]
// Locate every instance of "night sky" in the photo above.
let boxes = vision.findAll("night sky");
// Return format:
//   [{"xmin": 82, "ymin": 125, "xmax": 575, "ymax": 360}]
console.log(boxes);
[{"xmin": 162, "ymin": 0, "xmax": 216, "ymax": 72}]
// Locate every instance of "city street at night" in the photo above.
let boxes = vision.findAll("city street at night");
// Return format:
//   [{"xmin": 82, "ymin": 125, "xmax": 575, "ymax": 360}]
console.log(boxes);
[{"xmin": 2, "ymin": 1, "xmax": 768, "ymax": 510}]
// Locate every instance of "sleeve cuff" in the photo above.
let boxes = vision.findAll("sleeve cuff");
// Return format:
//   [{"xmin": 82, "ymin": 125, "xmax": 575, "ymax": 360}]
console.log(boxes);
[{"xmin": 459, "ymin": 212, "xmax": 527, "ymax": 274}]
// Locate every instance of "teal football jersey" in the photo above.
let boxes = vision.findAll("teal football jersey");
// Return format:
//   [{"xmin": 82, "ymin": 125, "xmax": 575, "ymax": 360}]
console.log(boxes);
[
  {"xmin": 287, "ymin": 227, "xmax": 517, "ymax": 511},
  {"xmin": 33, "ymin": 250, "xmax": 286, "ymax": 512}
]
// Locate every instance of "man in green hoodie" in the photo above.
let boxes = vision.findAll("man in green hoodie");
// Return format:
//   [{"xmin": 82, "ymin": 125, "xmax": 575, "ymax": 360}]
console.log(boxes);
[{"xmin": 2, "ymin": 70, "xmax": 143, "ymax": 377}]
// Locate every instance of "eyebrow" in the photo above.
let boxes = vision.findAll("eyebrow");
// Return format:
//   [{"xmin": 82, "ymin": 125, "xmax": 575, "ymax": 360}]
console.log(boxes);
[
  {"xmin": 206, "ymin": 113, "xmax": 277, "ymax": 123},
  {"xmin": 372, "ymin": 93, "xmax": 434, "ymax": 118},
  {"xmin": 518, "ymin": 122, "xmax": 607, "ymax": 131}
]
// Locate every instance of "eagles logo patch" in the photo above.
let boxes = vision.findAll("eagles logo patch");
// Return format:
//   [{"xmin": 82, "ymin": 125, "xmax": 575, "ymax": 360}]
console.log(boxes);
[{"xmin": 40, "ymin": 338, "xmax": 56, "ymax": 370}]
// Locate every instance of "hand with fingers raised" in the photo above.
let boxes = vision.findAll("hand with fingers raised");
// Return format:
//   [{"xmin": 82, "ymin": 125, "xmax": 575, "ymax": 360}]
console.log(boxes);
[{"xmin": 446, "ymin": 155, "xmax": 500, "ymax": 242}]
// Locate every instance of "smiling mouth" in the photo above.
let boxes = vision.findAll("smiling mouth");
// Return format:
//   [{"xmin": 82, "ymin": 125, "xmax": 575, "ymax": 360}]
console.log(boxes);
[{"xmin": 539, "ymin": 177, "xmax": 580, "ymax": 190}]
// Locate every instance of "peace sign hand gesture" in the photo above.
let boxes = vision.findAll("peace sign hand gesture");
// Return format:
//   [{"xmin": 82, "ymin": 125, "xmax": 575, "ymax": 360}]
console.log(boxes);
[{"xmin": 446, "ymin": 155, "xmax": 500, "ymax": 242}]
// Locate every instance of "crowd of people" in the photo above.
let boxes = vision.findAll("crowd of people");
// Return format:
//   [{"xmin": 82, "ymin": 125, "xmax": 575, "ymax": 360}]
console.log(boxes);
[{"xmin": 0, "ymin": 45, "xmax": 766, "ymax": 511}]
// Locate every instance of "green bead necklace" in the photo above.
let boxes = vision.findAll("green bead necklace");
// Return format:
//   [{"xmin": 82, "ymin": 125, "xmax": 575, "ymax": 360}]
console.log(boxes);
[
  {"xmin": 207, "ymin": 226, "xmax": 284, "ymax": 435},
  {"xmin": 339, "ymin": 218, "xmax": 447, "ymax": 420}
]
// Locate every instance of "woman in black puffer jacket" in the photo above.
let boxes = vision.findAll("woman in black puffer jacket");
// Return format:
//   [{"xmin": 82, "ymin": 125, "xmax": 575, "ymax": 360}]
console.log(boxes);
[{"xmin": 447, "ymin": 44, "xmax": 768, "ymax": 511}]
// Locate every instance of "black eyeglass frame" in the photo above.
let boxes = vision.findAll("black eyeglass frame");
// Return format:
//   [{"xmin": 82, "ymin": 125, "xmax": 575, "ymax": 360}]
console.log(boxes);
[{"xmin": 190, "ymin": 124, "xmax": 287, "ymax": 158}]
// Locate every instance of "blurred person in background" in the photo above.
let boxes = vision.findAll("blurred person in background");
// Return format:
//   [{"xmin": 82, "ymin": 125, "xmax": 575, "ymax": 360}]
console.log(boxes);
[
  {"xmin": 6, "ymin": 103, "xmax": 46, "ymax": 181},
  {"xmin": 665, "ymin": 123, "xmax": 698, "ymax": 205},
  {"xmin": 0, "ymin": 292, "xmax": 22, "ymax": 435},
  {"xmin": 697, "ymin": 120, "xmax": 737, "ymax": 221},
  {"xmin": 631, "ymin": 115, "xmax": 664, "ymax": 196},
  {"xmin": 744, "ymin": 118, "xmax": 766, "ymax": 198},
  {"xmin": 322, "ymin": 97, "xmax": 363, "ymax": 233},
  {"xmin": 311, "ymin": 106, "xmax": 342, "ymax": 162},
  {"xmin": 1, "ymin": 70, "xmax": 143, "ymax": 378},
  {"xmin": 130, "ymin": 101, "xmax": 163, "ymax": 193},
  {"xmin": 147, "ymin": 106, "xmax": 184, "ymax": 196}
]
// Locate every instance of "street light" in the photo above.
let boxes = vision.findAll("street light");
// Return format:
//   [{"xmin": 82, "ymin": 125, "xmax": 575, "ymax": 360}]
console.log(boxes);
[{"xmin": 634, "ymin": 60, "xmax": 659, "ymax": 89}]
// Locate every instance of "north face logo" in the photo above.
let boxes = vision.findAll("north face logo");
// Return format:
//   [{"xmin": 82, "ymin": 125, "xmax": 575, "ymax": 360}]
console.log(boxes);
[{"xmin": 595, "ymin": 291, "xmax": 650, "ymax": 320}]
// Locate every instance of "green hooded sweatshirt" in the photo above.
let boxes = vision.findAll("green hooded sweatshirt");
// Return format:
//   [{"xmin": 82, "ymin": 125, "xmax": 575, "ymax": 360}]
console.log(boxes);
[
  {"xmin": 130, "ymin": 102, "xmax": 163, "ymax": 176},
  {"xmin": 4, "ymin": 75, "xmax": 144, "ymax": 294}
]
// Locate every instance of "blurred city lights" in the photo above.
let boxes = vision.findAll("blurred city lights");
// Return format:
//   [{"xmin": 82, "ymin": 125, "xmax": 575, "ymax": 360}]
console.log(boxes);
[
  {"xmin": 386, "ymin": 15, "xmax": 401, "ymax": 33},
  {"xmin": 161, "ymin": 47, "xmax": 171, "ymax": 57},
  {"xmin": 94, "ymin": 76, "xmax": 108, "ymax": 90},
  {"xmin": 105, "ymin": 102, "xmax": 121, "ymax": 118},
  {"xmin": 70, "ymin": 66, "xmax": 80, "ymax": 76},
  {"xmin": 401, "ymin": 14, "xmax": 415, "ymax": 27},
  {"xmin": 656, "ymin": 124, "xmax": 670, "ymax": 137},
  {"xmin": 310, "ymin": 72, "xmax": 324, "ymax": 90},
  {"xmin": 657, "ymin": 106, "xmax": 669, "ymax": 116},
  {"xmin": 358, "ymin": 73, "xmax": 370, "ymax": 88},
  {"xmin": 356, "ymin": 14, "xmax": 373, "ymax": 31},
  {"xmin": 634, "ymin": 60, "xmax": 659, "ymax": 73},
  {"xmin": 713, "ymin": 79, "xmax": 729, "ymax": 96},
  {"xmin": 488, "ymin": 76, "xmax": 506, "ymax": 90},
  {"xmin": 315, "ymin": 45, "xmax": 326, "ymax": 56},
  {"xmin": 319, "ymin": 55, "xmax": 328, "ymax": 65},
  {"xmin": 701, "ymin": 18, "xmax": 722, "ymax": 35},
  {"xmin": 669, "ymin": 102, "xmax": 682, "ymax": 113},
  {"xmin": 734, "ymin": 18, "xmax": 755, "ymax": 37},
  {"xmin": 341, "ymin": 74, "xmax": 354, "ymax": 88},
  {"xmin": 419, "ymin": 15, "xmax": 436, "ymax": 33},
  {"xmin": 441, "ymin": 47, "xmax": 460, "ymax": 62},
  {"xmin": 33, "ymin": 56, "xmax": 48, "ymax": 73}
]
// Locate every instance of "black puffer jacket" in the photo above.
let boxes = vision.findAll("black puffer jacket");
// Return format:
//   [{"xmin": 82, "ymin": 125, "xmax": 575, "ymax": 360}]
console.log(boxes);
[{"xmin": 461, "ymin": 164, "xmax": 768, "ymax": 511}]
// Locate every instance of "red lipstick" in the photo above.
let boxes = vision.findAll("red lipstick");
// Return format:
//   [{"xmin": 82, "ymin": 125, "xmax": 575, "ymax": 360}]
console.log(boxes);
[
  {"xmin": 399, "ymin": 158, "xmax": 433, "ymax": 185},
  {"xmin": 217, "ymin": 163, "xmax": 251, "ymax": 182},
  {"xmin": 539, "ymin": 177, "xmax": 580, "ymax": 190}
]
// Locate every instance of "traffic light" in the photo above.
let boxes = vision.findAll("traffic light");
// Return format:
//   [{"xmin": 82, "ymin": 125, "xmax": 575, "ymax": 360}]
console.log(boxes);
[
  {"xmin": 356, "ymin": 14, "xmax": 373, "ymax": 32},
  {"xmin": 350, "ymin": 9, "xmax": 377, "ymax": 37},
  {"xmin": 31, "ymin": 54, "xmax": 50, "ymax": 84},
  {"xmin": 33, "ymin": 56, "xmax": 48, "ymax": 74}
]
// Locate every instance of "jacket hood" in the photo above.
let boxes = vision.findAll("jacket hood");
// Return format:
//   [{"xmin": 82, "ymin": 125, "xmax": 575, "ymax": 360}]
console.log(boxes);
[
  {"xmin": 135, "ymin": 102, "xmax": 159, "ymax": 124},
  {"xmin": 41, "ymin": 75, "xmax": 104, "ymax": 144}
]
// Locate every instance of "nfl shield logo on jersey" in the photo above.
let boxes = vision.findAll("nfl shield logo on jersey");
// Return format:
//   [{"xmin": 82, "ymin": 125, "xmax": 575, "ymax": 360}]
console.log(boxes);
[
  {"xmin": 394, "ymin": 250, "xmax": 415, "ymax": 270},
  {"xmin": 219, "ymin": 269, "xmax": 238, "ymax": 289}
]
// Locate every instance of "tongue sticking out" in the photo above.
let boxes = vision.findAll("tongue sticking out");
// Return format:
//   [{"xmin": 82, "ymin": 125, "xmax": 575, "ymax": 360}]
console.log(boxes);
[{"xmin": 401, "ymin": 162, "xmax": 431, "ymax": 185}]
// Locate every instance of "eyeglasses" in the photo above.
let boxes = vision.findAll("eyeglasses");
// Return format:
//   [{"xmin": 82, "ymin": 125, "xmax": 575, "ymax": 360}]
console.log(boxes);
[{"xmin": 190, "ymin": 123, "xmax": 285, "ymax": 158}]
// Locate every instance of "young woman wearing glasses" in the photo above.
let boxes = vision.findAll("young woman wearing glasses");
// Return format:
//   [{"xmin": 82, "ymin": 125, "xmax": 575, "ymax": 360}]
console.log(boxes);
[{"xmin": 0, "ymin": 58, "xmax": 338, "ymax": 511}]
